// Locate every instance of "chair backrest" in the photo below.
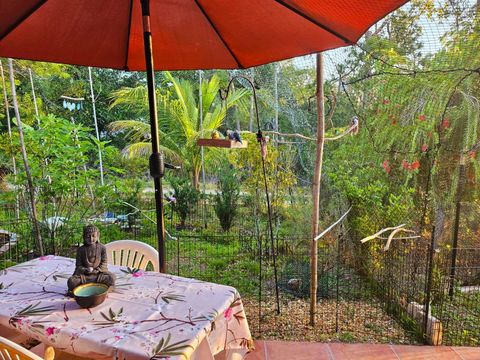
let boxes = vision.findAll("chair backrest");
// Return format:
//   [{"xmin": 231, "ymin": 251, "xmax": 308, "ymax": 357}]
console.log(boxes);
[
  {"xmin": 0, "ymin": 336, "xmax": 47, "ymax": 360},
  {"xmin": 105, "ymin": 240, "xmax": 159, "ymax": 271}
]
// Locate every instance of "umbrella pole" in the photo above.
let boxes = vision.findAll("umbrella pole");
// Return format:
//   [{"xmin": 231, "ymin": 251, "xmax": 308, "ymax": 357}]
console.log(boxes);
[{"xmin": 141, "ymin": 0, "xmax": 166, "ymax": 273}]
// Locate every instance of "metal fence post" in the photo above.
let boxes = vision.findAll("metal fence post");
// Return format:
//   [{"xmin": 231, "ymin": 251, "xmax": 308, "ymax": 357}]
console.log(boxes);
[
  {"xmin": 424, "ymin": 226, "xmax": 435, "ymax": 344},
  {"xmin": 449, "ymin": 157, "xmax": 465, "ymax": 298}
]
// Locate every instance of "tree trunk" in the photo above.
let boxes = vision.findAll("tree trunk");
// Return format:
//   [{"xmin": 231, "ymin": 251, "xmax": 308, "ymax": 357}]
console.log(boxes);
[
  {"xmin": 193, "ymin": 170, "xmax": 200, "ymax": 191},
  {"xmin": 8, "ymin": 59, "xmax": 44, "ymax": 256},
  {"xmin": 310, "ymin": 53, "xmax": 325, "ymax": 326}
]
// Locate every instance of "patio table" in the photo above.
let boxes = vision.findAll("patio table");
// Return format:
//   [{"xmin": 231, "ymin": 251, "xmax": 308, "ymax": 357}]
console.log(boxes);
[{"xmin": 0, "ymin": 256, "xmax": 254, "ymax": 359}]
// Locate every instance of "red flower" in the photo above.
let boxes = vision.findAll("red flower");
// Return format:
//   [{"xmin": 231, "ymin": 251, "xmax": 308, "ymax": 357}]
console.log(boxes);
[
  {"xmin": 410, "ymin": 160, "xmax": 420, "ymax": 170},
  {"xmin": 419, "ymin": 114, "xmax": 426, "ymax": 121},
  {"xmin": 421, "ymin": 144, "xmax": 428, "ymax": 152},
  {"xmin": 383, "ymin": 98, "xmax": 390, "ymax": 105},
  {"xmin": 46, "ymin": 327, "xmax": 56, "ymax": 336},
  {"xmin": 442, "ymin": 118, "xmax": 450, "ymax": 129},
  {"xmin": 382, "ymin": 160, "xmax": 391, "ymax": 174}
]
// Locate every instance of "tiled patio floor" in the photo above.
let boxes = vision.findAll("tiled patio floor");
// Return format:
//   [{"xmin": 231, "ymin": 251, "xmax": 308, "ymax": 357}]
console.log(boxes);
[{"xmin": 243, "ymin": 341, "xmax": 480, "ymax": 360}]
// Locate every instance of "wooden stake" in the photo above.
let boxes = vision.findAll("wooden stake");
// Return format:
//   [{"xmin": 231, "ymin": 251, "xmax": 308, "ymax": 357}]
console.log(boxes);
[
  {"xmin": 310, "ymin": 52, "xmax": 325, "ymax": 326},
  {"xmin": 8, "ymin": 59, "xmax": 44, "ymax": 256}
]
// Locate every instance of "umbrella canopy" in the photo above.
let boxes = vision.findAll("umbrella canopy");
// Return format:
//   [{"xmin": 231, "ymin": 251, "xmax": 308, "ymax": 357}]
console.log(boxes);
[
  {"xmin": 0, "ymin": 0, "xmax": 408, "ymax": 273},
  {"xmin": 1, "ymin": 0, "xmax": 407, "ymax": 70}
]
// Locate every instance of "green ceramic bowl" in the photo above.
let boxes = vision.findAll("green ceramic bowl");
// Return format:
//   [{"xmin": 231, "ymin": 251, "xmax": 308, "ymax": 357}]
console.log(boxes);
[{"xmin": 73, "ymin": 283, "xmax": 109, "ymax": 308}]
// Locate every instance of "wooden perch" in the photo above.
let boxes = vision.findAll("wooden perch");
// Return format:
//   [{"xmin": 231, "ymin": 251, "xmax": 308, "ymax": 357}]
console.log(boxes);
[
  {"xmin": 240, "ymin": 120, "xmax": 358, "ymax": 143},
  {"xmin": 314, "ymin": 206, "xmax": 352, "ymax": 241},
  {"xmin": 324, "ymin": 123, "xmax": 358, "ymax": 141},
  {"xmin": 360, "ymin": 224, "xmax": 406, "ymax": 243},
  {"xmin": 360, "ymin": 224, "xmax": 418, "ymax": 251}
]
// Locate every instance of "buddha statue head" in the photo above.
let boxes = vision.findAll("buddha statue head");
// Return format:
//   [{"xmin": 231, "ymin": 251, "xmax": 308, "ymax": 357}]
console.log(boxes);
[{"xmin": 83, "ymin": 224, "xmax": 100, "ymax": 246}]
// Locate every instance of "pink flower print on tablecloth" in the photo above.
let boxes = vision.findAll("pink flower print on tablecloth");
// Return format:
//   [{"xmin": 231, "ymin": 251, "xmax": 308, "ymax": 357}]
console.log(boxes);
[
  {"xmin": 46, "ymin": 326, "xmax": 57, "ymax": 336},
  {"xmin": 132, "ymin": 270, "xmax": 145, "ymax": 278},
  {"xmin": 39, "ymin": 255, "xmax": 54, "ymax": 260},
  {"xmin": 224, "ymin": 307, "xmax": 233, "ymax": 321}
]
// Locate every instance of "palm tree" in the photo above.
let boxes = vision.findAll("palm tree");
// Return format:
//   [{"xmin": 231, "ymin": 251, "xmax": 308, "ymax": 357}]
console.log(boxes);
[{"xmin": 109, "ymin": 72, "xmax": 248, "ymax": 189}]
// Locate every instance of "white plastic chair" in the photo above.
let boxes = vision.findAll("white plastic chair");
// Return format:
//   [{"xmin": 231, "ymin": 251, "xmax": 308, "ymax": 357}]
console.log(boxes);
[
  {"xmin": 105, "ymin": 240, "xmax": 159, "ymax": 271},
  {"xmin": 0, "ymin": 336, "xmax": 55, "ymax": 360}
]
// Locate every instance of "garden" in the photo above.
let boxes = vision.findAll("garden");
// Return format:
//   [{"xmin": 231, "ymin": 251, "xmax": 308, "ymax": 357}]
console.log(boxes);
[{"xmin": 1, "ymin": 0, "xmax": 480, "ymax": 351}]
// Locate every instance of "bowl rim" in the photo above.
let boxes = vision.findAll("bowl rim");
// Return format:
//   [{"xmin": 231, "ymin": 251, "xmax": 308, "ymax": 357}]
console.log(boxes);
[{"xmin": 73, "ymin": 282, "xmax": 109, "ymax": 297}]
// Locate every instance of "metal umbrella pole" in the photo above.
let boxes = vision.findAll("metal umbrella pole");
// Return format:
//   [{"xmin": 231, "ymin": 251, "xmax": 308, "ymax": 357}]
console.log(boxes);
[{"xmin": 141, "ymin": 0, "xmax": 166, "ymax": 273}]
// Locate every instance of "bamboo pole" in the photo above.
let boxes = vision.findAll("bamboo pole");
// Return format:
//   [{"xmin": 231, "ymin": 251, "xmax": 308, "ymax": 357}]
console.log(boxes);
[
  {"xmin": 88, "ymin": 67, "xmax": 104, "ymax": 186},
  {"xmin": 249, "ymin": 68, "xmax": 255, "ymax": 132},
  {"xmin": 8, "ymin": 58, "xmax": 44, "ymax": 256},
  {"xmin": 0, "ymin": 60, "xmax": 20, "ymax": 220},
  {"xmin": 199, "ymin": 70, "xmax": 207, "ymax": 229},
  {"xmin": 273, "ymin": 63, "xmax": 279, "ymax": 145},
  {"xmin": 28, "ymin": 68, "xmax": 40, "ymax": 124},
  {"xmin": 310, "ymin": 53, "xmax": 325, "ymax": 326}
]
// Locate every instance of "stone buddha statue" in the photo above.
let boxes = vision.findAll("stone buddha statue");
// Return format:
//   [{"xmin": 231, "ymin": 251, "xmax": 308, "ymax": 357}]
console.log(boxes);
[{"xmin": 67, "ymin": 225, "xmax": 115, "ymax": 294}]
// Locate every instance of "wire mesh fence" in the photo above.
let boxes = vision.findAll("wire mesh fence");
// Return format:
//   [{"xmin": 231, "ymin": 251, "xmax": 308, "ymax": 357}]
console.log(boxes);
[
  {"xmin": 2, "ymin": 196, "xmax": 479, "ymax": 346},
  {"xmin": 1, "ymin": 0, "xmax": 480, "ymax": 348}
]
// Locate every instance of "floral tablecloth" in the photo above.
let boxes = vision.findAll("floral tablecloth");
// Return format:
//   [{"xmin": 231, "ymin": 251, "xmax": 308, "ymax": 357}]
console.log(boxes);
[{"xmin": 0, "ymin": 256, "xmax": 253, "ymax": 359}]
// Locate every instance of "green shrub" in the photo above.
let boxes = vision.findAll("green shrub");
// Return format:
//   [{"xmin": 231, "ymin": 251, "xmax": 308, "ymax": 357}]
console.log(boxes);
[
  {"xmin": 168, "ymin": 175, "xmax": 199, "ymax": 229},
  {"xmin": 214, "ymin": 167, "xmax": 240, "ymax": 232}
]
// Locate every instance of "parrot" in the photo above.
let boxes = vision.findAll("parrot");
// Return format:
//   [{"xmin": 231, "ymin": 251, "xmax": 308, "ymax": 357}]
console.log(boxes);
[
  {"xmin": 226, "ymin": 130, "xmax": 235, "ymax": 140},
  {"xmin": 351, "ymin": 116, "xmax": 359, "ymax": 135},
  {"xmin": 233, "ymin": 130, "xmax": 242, "ymax": 143}
]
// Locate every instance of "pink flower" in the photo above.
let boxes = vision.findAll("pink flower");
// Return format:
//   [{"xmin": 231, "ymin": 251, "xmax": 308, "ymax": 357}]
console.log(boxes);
[
  {"xmin": 132, "ymin": 270, "xmax": 145, "ymax": 278},
  {"xmin": 421, "ymin": 144, "xmax": 428, "ymax": 152},
  {"xmin": 46, "ymin": 327, "xmax": 56, "ymax": 336},
  {"xmin": 419, "ymin": 114, "xmax": 426, "ymax": 121},
  {"xmin": 382, "ymin": 160, "xmax": 391, "ymax": 174},
  {"xmin": 224, "ymin": 308, "xmax": 233, "ymax": 321},
  {"xmin": 402, "ymin": 160, "xmax": 410, "ymax": 170},
  {"xmin": 39, "ymin": 255, "xmax": 53, "ymax": 260}
]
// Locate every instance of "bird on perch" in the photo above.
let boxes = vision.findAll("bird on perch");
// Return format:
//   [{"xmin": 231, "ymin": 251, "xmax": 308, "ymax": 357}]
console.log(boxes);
[
  {"xmin": 233, "ymin": 130, "xmax": 242, "ymax": 143},
  {"xmin": 226, "ymin": 130, "xmax": 235, "ymax": 140},
  {"xmin": 211, "ymin": 130, "xmax": 220, "ymax": 139}
]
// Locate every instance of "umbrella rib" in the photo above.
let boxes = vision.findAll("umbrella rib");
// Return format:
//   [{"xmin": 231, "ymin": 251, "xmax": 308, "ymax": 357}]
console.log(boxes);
[
  {"xmin": 273, "ymin": 0, "xmax": 353, "ymax": 45},
  {"xmin": 194, "ymin": 0, "xmax": 244, "ymax": 69},
  {"xmin": 124, "ymin": 0, "xmax": 134, "ymax": 70},
  {"xmin": 0, "ymin": 0, "xmax": 48, "ymax": 41}
]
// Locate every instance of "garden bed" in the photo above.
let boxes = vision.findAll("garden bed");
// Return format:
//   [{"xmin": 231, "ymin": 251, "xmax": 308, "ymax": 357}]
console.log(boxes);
[{"xmin": 242, "ymin": 295, "xmax": 418, "ymax": 344}]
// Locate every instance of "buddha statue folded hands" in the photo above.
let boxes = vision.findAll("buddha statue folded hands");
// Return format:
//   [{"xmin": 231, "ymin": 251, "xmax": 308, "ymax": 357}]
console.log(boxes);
[{"xmin": 67, "ymin": 224, "xmax": 115, "ymax": 294}]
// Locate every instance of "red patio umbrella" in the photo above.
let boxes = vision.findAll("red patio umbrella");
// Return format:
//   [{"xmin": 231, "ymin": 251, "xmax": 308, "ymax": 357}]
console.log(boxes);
[{"xmin": 0, "ymin": 0, "xmax": 408, "ymax": 272}]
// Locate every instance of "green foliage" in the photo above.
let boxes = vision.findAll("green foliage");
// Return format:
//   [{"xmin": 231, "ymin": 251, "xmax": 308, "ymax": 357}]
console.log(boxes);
[
  {"xmin": 214, "ymin": 166, "xmax": 240, "ymax": 232},
  {"xmin": 168, "ymin": 175, "xmax": 199, "ymax": 228},
  {"xmin": 109, "ymin": 71, "xmax": 248, "ymax": 188}
]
